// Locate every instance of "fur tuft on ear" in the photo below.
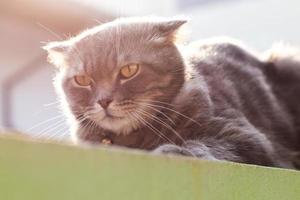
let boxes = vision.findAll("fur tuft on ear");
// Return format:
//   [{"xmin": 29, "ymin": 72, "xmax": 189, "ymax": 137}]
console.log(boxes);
[
  {"xmin": 152, "ymin": 17, "xmax": 188, "ymax": 44},
  {"xmin": 42, "ymin": 41, "xmax": 70, "ymax": 67}
]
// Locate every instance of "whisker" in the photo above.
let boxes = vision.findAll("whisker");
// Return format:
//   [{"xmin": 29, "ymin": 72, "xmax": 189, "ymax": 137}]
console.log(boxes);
[
  {"xmin": 131, "ymin": 112, "xmax": 197, "ymax": 158},
  {"xmin": 137, "ymin": 99, "xmax": 174, "ymax": 107},
  {"xmin": 26, "ymin": 115, "xmax": 65, "ymax": 132},
  {"xmin": 131, "ymin": 112, "xmax": 196, "ymax": 157},
  {"xmin": 131, "ymin": 112, "xmax": 175, "ymax": 145},
  {"xmin": 93, "ymin": 18, "xmax": 105, "ymax": 25},
  {"xmin": 43, "ymin": 100, "xmax": 61, "ymax": 107},
  {"xmin": 37, "ymin": 22, "xmax": 63, "ymax": 40},
  {"xmin": 37, "ymin": 114, "xmax": 86, "ymax": 138},
  {"xmin": 130, "ymin": 112, "xmax": 169, "ymax": 143},
  {"xmin": 136, "ymin": 100, "xmax": 202, "ymax": 128},
  {"xmin": 37, "ymin": 120, "xmax": 67, "ymax": 138},
  {"xmin": 135, "ymin": 102, "xmax": 175, "ymax": 125},
  {"xmin": 136, "ymin": 109, "xmax": 185, "ymax": 143},
  {"xmin": 47, "ymin": 127, "xmax": 69, "ymax": 140},
  {"xmin": 76, "ymin": 118, "xmax": 96, "ymax": 137}
]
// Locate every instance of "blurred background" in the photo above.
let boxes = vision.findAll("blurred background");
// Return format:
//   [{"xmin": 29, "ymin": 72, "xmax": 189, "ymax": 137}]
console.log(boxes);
[{"xmin": 0, "ymin": 0, "xmax": 300, "ymax": 140}]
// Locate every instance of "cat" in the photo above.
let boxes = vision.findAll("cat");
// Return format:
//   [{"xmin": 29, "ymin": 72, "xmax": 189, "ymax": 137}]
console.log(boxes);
[{"xmin": 43, "ymin": 16, "xmax": 300, "ymax": 169}]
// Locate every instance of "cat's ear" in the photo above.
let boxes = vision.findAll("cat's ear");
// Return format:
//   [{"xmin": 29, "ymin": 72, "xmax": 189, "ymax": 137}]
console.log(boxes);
[
  {"xmin": 42, "ymin": 41, "xmax": 70, "ymax": 67},
  {"xmin": 153, "ymin": 17, "xmax": 188, "ymax": 44}
]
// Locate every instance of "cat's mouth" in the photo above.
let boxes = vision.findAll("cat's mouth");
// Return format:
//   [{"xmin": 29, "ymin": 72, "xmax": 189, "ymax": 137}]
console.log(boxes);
[
  {"xmin": 103, "ymin": 110, "xmax": 123, "ymax": 120},
  {"xmin": 84, "ymin": 105, "xmax": 142, "ymax": 135},
  {"xmin": 85, "ymin": 103, "xmax": 127, "ymax": 120}
]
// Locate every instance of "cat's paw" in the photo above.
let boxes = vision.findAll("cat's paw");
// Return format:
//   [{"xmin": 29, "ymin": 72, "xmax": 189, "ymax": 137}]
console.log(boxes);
[
  {"xmin": 153, "ymin": 144, "xmax": 194, "ymax": 156},
  {"xmin": 153, "ymin": 141, "xmax": 217, "ymax": 159}
]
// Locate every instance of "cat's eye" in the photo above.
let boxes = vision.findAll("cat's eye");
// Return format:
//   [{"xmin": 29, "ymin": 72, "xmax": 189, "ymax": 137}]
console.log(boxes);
[
  {"xmin": 74, "ymin": 75, "xmax": 92, "ymax": 86},
  {"xmin": 120, "ymin": 64, "xmax": 139, "ymax": 79}
]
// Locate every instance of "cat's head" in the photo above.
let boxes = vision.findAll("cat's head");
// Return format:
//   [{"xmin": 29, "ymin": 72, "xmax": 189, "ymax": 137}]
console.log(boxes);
[{"xmin": 44, "ymin": 17, "xmax": 187, "ymax": 135}]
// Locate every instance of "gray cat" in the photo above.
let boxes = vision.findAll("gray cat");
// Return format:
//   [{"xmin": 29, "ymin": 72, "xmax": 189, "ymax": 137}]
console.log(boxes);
[{"xmin": 44, "ymin": 17, "xmax": 300, "ymax": 169}]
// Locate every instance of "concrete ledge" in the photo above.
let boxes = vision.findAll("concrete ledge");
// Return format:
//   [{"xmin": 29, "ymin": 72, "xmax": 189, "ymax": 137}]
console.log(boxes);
[{"xmin": 0, "ymin": 134, "xmax": 299, "ymax": 200}]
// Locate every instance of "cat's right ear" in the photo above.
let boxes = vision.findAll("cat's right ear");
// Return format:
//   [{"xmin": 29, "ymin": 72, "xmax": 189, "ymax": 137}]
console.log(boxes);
[{"xmin": 42, "ymin": 41, "xmax": 70, "ymax": 68}]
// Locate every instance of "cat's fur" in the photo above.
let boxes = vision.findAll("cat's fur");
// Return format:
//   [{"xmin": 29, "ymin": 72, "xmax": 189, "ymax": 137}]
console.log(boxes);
[{"xmin": 44, "ymin": 17, "xmax": 300, "ymax": 169}]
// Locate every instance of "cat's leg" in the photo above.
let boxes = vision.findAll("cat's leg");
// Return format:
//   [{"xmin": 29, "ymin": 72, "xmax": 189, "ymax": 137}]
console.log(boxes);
[
  {"xmin": 154, "ymin": 137, "xmax": 277, "ymax": 166},
  {"xmin": 154, "ymin": 138, "xmax": 279, "ymax": 167},
  {"xmin": 154, "ymin": 118, "xmax": 294, "ymax": 168}
]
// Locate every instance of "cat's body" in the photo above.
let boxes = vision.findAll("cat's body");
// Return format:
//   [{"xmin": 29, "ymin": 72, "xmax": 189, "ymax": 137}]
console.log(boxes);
[{"xmin": 44, "ymin": 17, "xmax": 300, "ymax": 169}]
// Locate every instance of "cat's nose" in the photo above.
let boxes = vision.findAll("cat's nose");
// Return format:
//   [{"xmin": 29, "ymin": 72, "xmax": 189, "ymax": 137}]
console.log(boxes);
[{"xmin": 98, "ymin": 98, "xmax": 113, "ymax": 109}]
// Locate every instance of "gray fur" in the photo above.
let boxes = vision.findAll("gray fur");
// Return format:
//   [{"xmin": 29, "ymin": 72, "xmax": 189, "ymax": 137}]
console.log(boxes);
[{"xmin": 44, "ymin": 17, "xmax": 300, "ymax": 169}]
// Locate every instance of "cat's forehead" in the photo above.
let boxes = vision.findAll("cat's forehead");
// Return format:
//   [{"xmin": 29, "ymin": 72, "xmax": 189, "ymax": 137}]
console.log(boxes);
[
  {"xmin": 67, "ymin": 46, "xmax": 119, "ymax": 80},
  {"xmin": 75, "ymin": 22, "xmax": 154, "ymax": 53},
  {"xmin": 69, "ymin": 22, "xmax": 154, "ymax": 72},
  {"xmin": 79, "ymin": 18, "xmax": 159, "ymax": 39}
]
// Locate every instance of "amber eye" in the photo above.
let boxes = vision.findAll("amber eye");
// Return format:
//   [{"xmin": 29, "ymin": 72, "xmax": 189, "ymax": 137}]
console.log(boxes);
[
  {"xmin": 74, "ymin": 75, "xmax": 92, "ymax": 86},
  {"xmin": 120, "ymin": 64, "xmax": 139, "ymax": 79}
]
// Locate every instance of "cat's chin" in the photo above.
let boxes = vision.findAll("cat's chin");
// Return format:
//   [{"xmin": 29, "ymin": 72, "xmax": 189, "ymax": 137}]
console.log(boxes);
[{"xmin": 93, "ymin": 115, "xmax": 138, "ymax": 135}]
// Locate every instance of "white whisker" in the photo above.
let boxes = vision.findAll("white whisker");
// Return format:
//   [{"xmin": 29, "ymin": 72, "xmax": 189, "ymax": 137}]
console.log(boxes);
[
  {"xmin": 135, "ymin": 102, "xmax": 175, "ymax": 125},
  {"xmin": 131, "ymin": 112, "xmax": 175, "ymax": 145},
  {"xmin": 26, "ymin": 115, "xmax": 65, "ymax": 132},
  {"xmin": 136, "ymin": 109, "xmax": 185, "ymax": 143},
  {"xmin": 137, "ymin": 100, "xmax": 202, "ymax": 128}
]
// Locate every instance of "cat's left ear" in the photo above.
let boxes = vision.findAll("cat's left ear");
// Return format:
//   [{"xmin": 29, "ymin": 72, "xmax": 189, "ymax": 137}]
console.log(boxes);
[
  {"xmin": 42, "ymin": 41, "xmax": 70, "ymax": 68},
  {"xmin": 154, "ymin": 17, "xmax": 188, "ymax": 44}
]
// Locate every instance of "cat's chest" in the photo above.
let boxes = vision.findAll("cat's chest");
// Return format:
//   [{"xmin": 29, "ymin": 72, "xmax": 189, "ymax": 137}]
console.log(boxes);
[{"xmin": 84, "ymin": 127, "xmax": 162, "ymax": 150}]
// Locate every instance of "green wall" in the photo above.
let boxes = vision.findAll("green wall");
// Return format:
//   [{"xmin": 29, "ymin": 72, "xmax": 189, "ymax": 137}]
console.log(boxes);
[{"xmin": 0, "ymin": 135, "xmax": 299, "ymax": 200}]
